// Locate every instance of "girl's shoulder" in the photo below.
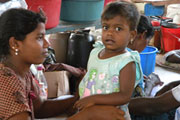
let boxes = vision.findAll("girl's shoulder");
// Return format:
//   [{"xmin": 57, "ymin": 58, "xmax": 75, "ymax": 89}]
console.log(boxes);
[
  {"xmin": 90, "ymin": 41, "xmax": 104, "ymax": 54},
  {"xmin": 115, "ymin": 50, "xmax": 140, "ymax": 63},
  {"xmin": 126, "ymin": 50, "xmax": 141, "ymax": 62},
  {"xmin": 93, "ymin": 41, "xmax": 104, "ymax": 48}
]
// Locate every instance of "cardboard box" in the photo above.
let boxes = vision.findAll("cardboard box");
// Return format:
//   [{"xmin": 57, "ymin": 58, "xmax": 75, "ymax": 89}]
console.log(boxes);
[{"xmin": 44, "ymin": 71, "xmax": 71, "ymax": 98}]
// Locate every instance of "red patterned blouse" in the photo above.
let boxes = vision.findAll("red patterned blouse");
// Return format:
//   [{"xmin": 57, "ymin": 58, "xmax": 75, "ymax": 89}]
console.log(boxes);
[{"xmin": 0, "ymin": 63, "xmax": 39, "ymax": 120}]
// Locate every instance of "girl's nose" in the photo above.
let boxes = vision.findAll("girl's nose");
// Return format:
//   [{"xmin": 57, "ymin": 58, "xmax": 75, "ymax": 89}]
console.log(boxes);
[{"xmin": 107, "ymin": 29, "xmax": 113, "ymax": 36}]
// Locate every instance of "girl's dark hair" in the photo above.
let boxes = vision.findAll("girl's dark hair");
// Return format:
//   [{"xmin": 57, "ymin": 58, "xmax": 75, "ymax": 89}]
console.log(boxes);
[
  {"xmin": 0, "ymin": 8, "xmax": 46, "ymax": 59},
  {"xmin": 101, "ymin": 1, "xmax": 140, "ymax": 31},
  {"xmin": 137, "ymin": 15, "xmax": 154, "ymax": 39}
]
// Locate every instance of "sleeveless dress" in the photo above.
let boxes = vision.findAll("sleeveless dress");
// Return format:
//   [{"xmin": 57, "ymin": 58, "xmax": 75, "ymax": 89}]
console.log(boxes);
[{"xmin": 79, "ymin": 41, "xmax": 143, "ymax": 120}]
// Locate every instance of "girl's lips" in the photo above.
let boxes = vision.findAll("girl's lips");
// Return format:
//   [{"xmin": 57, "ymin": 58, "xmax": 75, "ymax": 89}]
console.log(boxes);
[{"xmin": 105, "ymin": 39, "xmax": 115, "ymax": 44}]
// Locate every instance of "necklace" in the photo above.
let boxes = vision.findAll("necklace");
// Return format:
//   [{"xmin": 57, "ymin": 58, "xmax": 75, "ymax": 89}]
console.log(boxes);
[
  {"xmin": 1, "ymin": 58, "xmax": 30, "ymax": 100},
  {"xmin": 2, "ymin": 57, "xmax": 27, "ymax": 78}
]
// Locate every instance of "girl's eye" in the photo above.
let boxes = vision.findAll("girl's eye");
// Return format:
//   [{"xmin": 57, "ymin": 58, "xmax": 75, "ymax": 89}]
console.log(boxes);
[
  {"xmin": 115, "ymin": 27, "xmax": 121, "ymax": 31},
  {"xmin": 102, "ymin": 26, "xmax": 108, "ymax": 30}
]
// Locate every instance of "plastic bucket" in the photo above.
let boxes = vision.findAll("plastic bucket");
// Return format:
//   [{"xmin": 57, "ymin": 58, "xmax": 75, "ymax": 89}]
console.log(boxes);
[
  {"xmin": 140, "ymin": 46, "xmax": 158, "ymax": 76},
  {"xmin": 26, "ymin": 0, "xmax": 61, "ymax": 29},
  {"xmin": 161, "ymin": 26, "xmax": 180, "ymax": 52},
  {"xmin": 144, "ymin": 3, "xmax": 164, "ymax": 16},
  {"xmin": 60, "ymin": 0, "xmax": 104, "ymax": 22}
]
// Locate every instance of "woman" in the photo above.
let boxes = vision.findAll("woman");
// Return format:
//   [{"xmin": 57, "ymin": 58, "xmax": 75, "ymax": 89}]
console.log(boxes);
[
  {"xmin": 128, "ymin": 14, "xmax": 154, "ymax": 53},
  {"xmin": 0, "ymin": 8, "xmax": 125, "ymax": 120}
]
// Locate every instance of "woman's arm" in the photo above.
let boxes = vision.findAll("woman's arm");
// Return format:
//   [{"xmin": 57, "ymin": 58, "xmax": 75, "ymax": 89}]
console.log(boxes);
[
  {"xmin": 156, "ymin": 80, "xmax": 180, "ymax": 96},
  {"xmin": 33, "ymin": 95, "xmax": 78, "ymax": 118},
  {"xmin": 74, "ymin": 62, "xmax": 136, "ymax": 110},
  {"xmin": 33, "ymin": 96, "xmax": 125, "ymax": 120},
  {"xmin": 8, "ymin": 112, "xmax": 31, "ymax": 120},
  {"xmin": 68, "ymin": 105, "xmax": 125, "ymax": 120},
  {"xmin": 129, "ymin": 90, "xmax": 180, "ymax": 115}
]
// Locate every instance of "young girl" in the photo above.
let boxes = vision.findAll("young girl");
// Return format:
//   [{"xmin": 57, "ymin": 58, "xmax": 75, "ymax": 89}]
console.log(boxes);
[{"xmin": 74, "ymin": 1, "xmax": 143, "ymax": 119}]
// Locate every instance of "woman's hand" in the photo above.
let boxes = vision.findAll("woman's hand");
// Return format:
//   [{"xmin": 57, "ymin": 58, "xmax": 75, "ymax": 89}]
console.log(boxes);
[{"xmin": 68, "ymin": 105, "xmax": 125, "ymax": 120}]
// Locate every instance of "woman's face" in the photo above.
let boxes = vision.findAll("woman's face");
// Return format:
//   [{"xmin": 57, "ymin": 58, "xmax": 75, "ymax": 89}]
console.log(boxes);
[
  {"xmin": 18, "ymin": 23, "xmax": 49, "ymax": 65},
  {"xmin": 127, "ymin": 31, "xmax": 149, "ymax": 53},
  {"xmin": 133, "ymin": 32, "xmax": 149, "ymax": 53}
]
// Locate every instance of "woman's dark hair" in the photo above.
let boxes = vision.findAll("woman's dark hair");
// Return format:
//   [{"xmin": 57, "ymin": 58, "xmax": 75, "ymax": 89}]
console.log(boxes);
[
  {"xmin": 101, "ymin": 1, "xmax": 140, "ymax": 31},
  {"xmin": 137, "ymin": 15, "xmax": 154, "ymax": 39},
  {"xmin": 0, "ymin": 8, "xmax": 46, "ymax": 59}
]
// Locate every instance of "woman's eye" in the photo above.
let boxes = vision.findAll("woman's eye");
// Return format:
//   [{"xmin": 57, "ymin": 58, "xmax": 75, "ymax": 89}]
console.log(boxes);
[
  {"xmin": 115, "ymin": 27, "xmax": 121, "ymax": 31},
  {"xmin": 37, "ymin": 36, "xmax": 43, "ymax": 40},
  {"xmin": 39, "ymin": 36, "xmax": 43, "ymax": 39}
]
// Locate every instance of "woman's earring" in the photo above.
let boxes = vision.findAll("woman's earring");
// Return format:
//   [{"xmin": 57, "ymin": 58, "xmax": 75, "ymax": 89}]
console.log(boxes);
[
  {"xmin": 130, "ymin": 39, "xmax": 134, "ymax": 44},
  {"xmin": 12, "ymin": 46, "xmax": 19, "ymax": 55},
  {"xmin": 15, "ymin": 49, "xmax": 19, "ymax": 55}
]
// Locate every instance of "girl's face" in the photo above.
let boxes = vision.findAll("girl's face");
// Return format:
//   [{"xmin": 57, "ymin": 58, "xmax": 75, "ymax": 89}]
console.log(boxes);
[
  {"xmin": 17, "ymin": 23, "xmax": 49, "ymax": 65},
  {"xmin": 102, "ymin": 16, "xmax": 136, "ymax": 53}
]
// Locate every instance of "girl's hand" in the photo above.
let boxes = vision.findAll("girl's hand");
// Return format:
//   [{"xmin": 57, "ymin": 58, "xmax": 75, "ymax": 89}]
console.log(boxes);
[{"xmin": 74, "ymin": 97, "xmax": 95, "ymax": 110}]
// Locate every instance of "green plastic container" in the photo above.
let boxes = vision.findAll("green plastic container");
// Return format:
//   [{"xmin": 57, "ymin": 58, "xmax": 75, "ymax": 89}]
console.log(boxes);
[{"xmin": 60, "ymin": 0, "xmax": 104, "ymax": 22}]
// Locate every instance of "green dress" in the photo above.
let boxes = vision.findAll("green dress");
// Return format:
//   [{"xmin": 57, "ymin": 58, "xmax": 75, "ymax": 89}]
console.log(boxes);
[{"xmin": 79, "ymin": 41, "xmax": 143, "ymax": 113}]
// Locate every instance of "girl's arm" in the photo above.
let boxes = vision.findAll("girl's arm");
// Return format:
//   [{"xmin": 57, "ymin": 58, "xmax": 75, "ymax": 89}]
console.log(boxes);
[{"xmin": 74, "ymin": 62, "xmax": 136, "ymax": 110}]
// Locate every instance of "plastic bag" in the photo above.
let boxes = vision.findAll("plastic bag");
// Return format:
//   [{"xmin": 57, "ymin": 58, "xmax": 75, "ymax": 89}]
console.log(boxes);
[{"xmin": 0, "ymin": 0, "xmax": 27, "ymax": 16}]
